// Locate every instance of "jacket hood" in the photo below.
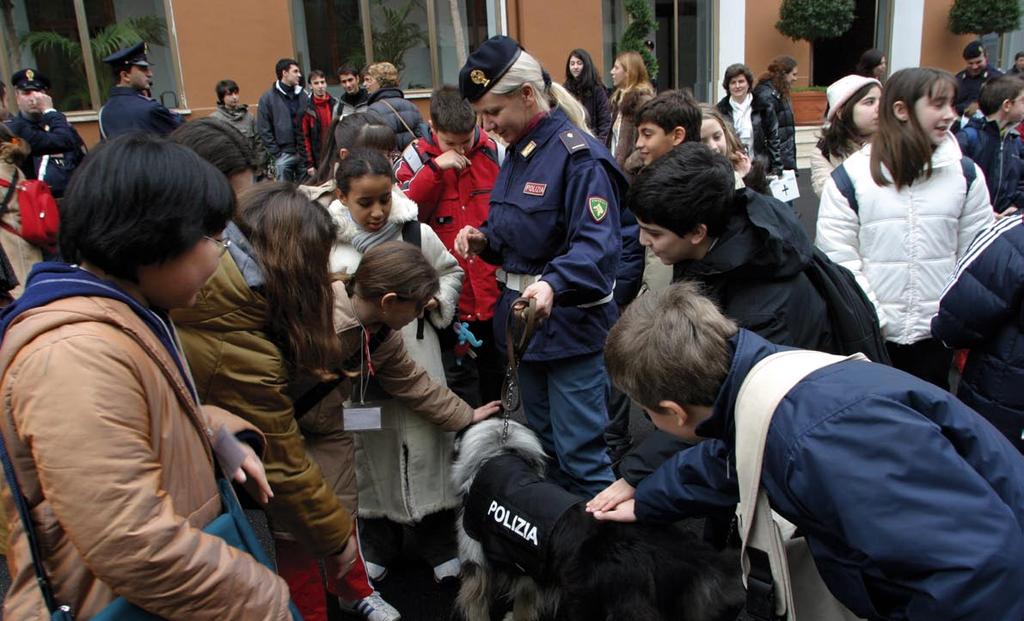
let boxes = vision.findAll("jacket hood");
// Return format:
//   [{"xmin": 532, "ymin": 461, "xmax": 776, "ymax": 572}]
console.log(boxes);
[
  {"xmin": 368, "ymin": 87, "xmax": 406, "ymax": 104},
  {"xmin": 616, "ymin": 87, "xmax": 653, "ymax": 116},
  {"xmin": 856, "ymin": 133, "xmax": 963, "ymax": 182},
  {"xmin": 327, "ymin": 186, "xmax": 418, "ymax": 243},
  {"xmin": 678, "ymin": 189, "xmax": 813, "ymax": 282},
  {"xmin": 215, "ymin": 103, "xmax": 249, "ymax": 121},
  {"xmin": 0, "ymin": 262, "xmax": 197, "ymax": 399},
  {"xmin": 695, "ymin": 329, "xmax": 783, "ymax": 441},
  {"xmin": 169, "ymin": 247, "xmax": 268, "ymax": 333},
  {"xmin": 274, "ymin": 81, "xmax": 304, "ymax": 98}
]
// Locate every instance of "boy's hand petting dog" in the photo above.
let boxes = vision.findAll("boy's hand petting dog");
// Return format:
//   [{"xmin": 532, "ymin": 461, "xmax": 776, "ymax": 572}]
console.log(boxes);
[
  {"xmin": 470, "ymin": 400, "xmax": 503, "ymax": 424},
  {"xmin": 590, "ymin": 498, "xmax": 636, "ymax": 522},
  {"xmin": 585, "ymin": 477, "xmax": 635, "ymax": 514}
]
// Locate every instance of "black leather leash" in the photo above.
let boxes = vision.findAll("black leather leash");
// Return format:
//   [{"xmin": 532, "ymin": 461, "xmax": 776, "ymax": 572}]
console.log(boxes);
[{"xmin": 500, "ymin": 297, "xmax": 537, "ymax": 444}]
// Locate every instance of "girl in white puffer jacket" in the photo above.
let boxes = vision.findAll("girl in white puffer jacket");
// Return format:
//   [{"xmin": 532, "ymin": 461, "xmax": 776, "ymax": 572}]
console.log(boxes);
[{"xmin": 816, "ymin": 67, "xmax": 994, "ymax": 389}]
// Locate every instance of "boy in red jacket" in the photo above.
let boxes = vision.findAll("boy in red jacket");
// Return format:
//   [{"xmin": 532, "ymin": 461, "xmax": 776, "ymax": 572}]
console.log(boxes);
[{"xmin": 395, "ymin": 85, "xmax": 503, "ymax": 406}]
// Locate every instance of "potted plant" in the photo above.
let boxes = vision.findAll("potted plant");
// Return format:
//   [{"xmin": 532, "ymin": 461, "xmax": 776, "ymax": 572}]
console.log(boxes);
[
  {"xmin": 619, "ymin": 0, "xmax": 658, "ymax": 81},
  {"xmin": 775, "ymin": 0, "xmax": 854, "ymax": 124},
  {"xmin": 949, "ymin": 0, "xmax": 1021, "ymax": 59}
]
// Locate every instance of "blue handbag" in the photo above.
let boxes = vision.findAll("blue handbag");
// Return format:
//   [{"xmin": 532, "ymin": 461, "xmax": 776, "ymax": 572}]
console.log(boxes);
[{"xmin": 0, "ymin": 431, "xmax": 302, "ymax": 620}]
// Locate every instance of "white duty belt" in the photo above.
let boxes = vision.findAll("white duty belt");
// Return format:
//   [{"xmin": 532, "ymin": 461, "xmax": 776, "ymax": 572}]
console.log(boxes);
[{"xmin": 496, "ymin": 269, "xmax": 614, "ymax": 308}]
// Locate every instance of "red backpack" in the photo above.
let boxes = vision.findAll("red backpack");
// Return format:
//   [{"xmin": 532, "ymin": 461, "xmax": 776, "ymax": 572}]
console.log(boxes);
[{"xmin": 0, "ymin": 171, "xmax": 59, "ymax": 252}]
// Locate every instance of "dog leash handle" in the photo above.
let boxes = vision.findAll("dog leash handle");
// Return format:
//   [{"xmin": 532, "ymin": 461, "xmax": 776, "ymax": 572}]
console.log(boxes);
[{"xmin": 501, "ymin": 297, "xmax": 537, "ymax": 444}]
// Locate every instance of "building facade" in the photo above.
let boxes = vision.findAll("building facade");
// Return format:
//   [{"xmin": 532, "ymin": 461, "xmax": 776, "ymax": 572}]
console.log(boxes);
[{"xmin": 1, "ymin": 0, "xmax": 1013, "ymax": 147}]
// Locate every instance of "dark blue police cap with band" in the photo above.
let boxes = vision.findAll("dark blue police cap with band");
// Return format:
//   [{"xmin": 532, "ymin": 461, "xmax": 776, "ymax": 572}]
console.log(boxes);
[
  {"xmin": 11, "ymin": 68, "xmax": 50, "ymax": 92},
  {"xmin": 459, "ymin": 35, "xmax": 550, "ymax": 102},
  {"xmin": 102, "ymin": 41, "xmax": 152, "ymax": 68}
]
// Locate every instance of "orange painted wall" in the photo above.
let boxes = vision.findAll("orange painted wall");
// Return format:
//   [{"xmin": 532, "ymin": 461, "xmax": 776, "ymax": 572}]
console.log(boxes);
[
  {"xmin": 744, "ymin": 0, "xmax": 810, "ymax": 88},
  {"xmin": 171, "ymin": 0, "xmax": 296, "ymax": 116},
  {"xmin": 920, "ymin": 0, "xmax": 974, "ymax": 73},
  {"xmin": 506, "ymin": 0, "xmax": 605, "ymax": 81}
]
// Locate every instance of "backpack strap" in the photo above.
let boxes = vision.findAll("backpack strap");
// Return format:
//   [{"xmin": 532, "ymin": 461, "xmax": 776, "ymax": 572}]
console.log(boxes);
[
  {"xmin": 829, "ymin": 164, "xmax": 859, "ymax": 214},
  {"xmin": 0, "ymin": 423, "xmax": 72, "ymax": 616},
  {"xmin": 401, "ymin": 220, "xmax": 426, "ymax": 339},
  {"xmin": 293, "ymin": 326, "xmax": 393, "ymax": 418},
  {"xmin": 960, "ymin": 156, "xmax": 977, "ymax": 191},
  {"xmin": 734, "ymin": 349, "xmax": 867, "ymax": 620}
]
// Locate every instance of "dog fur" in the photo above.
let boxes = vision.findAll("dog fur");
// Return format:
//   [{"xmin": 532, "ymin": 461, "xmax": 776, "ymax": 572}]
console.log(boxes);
[{"xmin": 452, "ymin": 419, "xmax": 745, "ymax": 621}]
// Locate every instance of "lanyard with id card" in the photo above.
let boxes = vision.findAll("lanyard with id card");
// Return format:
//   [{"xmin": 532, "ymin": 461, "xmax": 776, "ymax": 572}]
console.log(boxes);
[{"xmin": 345, "ymin": 327, "xmax": 384, "ymax": 431}]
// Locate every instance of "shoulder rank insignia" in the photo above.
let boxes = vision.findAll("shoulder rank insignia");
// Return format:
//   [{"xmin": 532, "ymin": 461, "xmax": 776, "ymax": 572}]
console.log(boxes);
[
  {"xmin": 559, "ymin": 130, "xmax": 589, "ymax": 154},
  {"xmin": 520, "ymin": 141, "xmax": 537, "ymax": 158},
  {"xmin": 588, "ymin": 196, "xmax": 608, "ymax": 222}
]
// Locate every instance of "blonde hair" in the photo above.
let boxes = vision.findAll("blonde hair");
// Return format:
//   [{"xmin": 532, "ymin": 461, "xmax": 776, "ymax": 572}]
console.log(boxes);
[
  {"xmin": 611, "ymin": 51, "xmax": 653, "ymax": 105},
  {"xmin": 549, "ymin": 82, "xmax": 593, "ymax": 136},
  {"xmin": 606, "ymin": 282, "xmax": 737, "ymax": 410},
  {"xmin": 700, "ymin": 104, "xmax": 745, "ymax": 167},
  {"xmin": 366, "ymin": 62, "xmax": 399, "ymax": 88},
  {"xmin": 0, "ymin": 125, "xmax": 29, "ymax": 165}
]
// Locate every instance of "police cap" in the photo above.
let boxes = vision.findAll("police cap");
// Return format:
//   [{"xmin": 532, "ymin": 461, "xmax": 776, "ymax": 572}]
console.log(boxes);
[
  {"xmin": 963, "ymin": 40, "xmax": 985, "ymax": 61},
  {"xmin": 102, "ymin": 41, "xmax": 152, "ymax": 68},
  {"xmin": 11, "ymin": 68, "xmax": 50, "ymax": 92},
  {"xmin": 459, "ymin": 36, "xmax": 523, "ymax": 102}
]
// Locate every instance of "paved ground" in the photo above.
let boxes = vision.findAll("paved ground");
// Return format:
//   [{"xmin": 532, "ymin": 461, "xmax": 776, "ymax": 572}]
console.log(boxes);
[{"xmin": 0, "ymin": 174, "xmax": 819, "ymax": 620}]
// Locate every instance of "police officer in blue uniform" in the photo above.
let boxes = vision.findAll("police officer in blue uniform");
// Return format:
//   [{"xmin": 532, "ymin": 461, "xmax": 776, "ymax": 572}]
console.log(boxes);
[
  {"xmin": 455, "ymin": 36, "xmax": 630, "ymax": 496},
  {"xmin": 98, "ymin": 42, "xmax": 183, "ymax": 139}
]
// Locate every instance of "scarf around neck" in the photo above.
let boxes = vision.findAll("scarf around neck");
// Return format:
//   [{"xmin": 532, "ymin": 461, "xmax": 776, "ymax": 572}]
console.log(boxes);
[{"xmin": 347, "ymin": 211, "xmax": 400, "ymax": 254}]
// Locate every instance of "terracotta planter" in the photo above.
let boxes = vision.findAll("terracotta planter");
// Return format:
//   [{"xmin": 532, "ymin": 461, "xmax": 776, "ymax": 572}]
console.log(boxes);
[{"xmin": 792, "ymin": 90, "xmax": 828, "ymax": 126}]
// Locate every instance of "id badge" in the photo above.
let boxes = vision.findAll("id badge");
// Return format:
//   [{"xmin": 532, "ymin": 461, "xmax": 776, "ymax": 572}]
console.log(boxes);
[{"xmin": 345, "ymin": 406, "xmax": 382, "ymax": 431}]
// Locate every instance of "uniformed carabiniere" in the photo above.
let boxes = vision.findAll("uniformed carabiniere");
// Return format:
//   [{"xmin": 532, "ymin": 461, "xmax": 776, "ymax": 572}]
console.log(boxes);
[
  {"xmin": 454, "ymin": 36, "xmax": 628, "ymax": 497},
  {"xmin": 98, "ymin": 41, "xmax": 183, "ymax": 140}
]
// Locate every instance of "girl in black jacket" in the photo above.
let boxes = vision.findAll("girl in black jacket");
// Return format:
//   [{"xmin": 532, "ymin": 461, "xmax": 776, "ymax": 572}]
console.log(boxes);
[
  {"xmin": 754, "ymin": 55, "xmax": 799, "ymax": 174},
  {"xmin": 564, "ymin": 48, "xmax": 612, "ymax": 144}
]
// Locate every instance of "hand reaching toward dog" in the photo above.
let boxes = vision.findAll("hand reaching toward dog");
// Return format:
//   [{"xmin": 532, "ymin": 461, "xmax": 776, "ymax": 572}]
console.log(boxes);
[
  {"xmin": 470, "ymin": 400, "xmax": 503, "ymax": 425},
  {"xmin": 585, "ymin": 478, "xmax": 635, "ymax": 514},
  {"xmin": 590, "ymin": 499, "xmax": 636, "ymax": 522}
]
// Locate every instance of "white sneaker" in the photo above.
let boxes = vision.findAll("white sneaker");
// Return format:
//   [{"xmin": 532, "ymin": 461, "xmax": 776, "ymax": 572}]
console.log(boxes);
[
  {"xmin": 340, "ymin": 591, "xmax": 401, "ymax": 621},
  {"xmin": 365, "ymin": 561, "xmax": 388, "ymax": 582}
]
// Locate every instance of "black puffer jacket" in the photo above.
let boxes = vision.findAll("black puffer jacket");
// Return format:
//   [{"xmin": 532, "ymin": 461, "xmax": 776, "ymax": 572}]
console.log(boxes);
[
  {"xmin": 622, "ymin": 190, "xmax": 833, "ymax": 486},
  {"xmin": 367, "ymin": 87, "xmax": 430, "ymax": 150},
  {"xmin": 932, "ymin": 215, "xmax": 1024, "ymax": 453},
  {"xmin": 754, "ymin": 81, "xmax": 796, "ymax": 171},
  {"xmin": 716, "ymin": 92, "xmax": 782, "ymax": 177}
]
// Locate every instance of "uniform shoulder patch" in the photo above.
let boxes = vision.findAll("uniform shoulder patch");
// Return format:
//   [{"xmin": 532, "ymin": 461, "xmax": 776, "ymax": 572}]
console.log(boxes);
[
  {"xmin": 588, "ymin": 196, "xmax": 609, "ymax": 222},
  {"xmin": 558, "ymin": 129, "xmax": 589, "ymax": 155}
]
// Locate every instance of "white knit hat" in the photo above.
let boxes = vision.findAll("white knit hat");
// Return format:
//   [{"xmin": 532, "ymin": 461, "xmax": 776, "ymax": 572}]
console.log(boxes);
[{"xmin": 826, "ymin": 75, "xmax": 881, "ymax": 122}]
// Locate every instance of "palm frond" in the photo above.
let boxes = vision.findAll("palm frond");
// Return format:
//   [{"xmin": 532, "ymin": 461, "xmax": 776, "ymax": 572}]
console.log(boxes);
[
  {"xmin": 89, "ymin": 17, "xmax": 168, "ymax": 61},
  {"xmin": 19, "ymin": 30, "xmax": 82, "ymax": 65}
]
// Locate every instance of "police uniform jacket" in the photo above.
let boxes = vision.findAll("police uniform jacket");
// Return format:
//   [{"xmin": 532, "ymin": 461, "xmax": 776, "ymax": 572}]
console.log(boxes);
[
  {"xmin": 480, "ymin": 108, "xmax": 626, "ymax": 361},
  {"xmin": 7, "ymin": 110, "xmax": 85, "ymax": 198},
  {"xmin": 462, "ymin": 454, "xmax": 581, "ymax": 576},
  {"xmin": 955, "ymin": 65, "xmax": 1004, "ymax": 117},
  {"xmin": 99, "ymin": 86, "xmax": 183, "ymax": 139}
]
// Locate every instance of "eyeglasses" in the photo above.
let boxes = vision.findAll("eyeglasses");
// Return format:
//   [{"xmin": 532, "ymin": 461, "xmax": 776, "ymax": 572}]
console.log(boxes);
[{"xmin": 204, "ymin": 235, "xmax": 232, "ymax": 256}]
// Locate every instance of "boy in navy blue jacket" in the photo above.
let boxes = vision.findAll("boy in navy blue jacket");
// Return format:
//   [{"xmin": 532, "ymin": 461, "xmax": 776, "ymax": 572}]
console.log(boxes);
[
  {"xmin": 588, "ymin": 282, "xmax": 1024, "ymax": 620},
  {"xmin": 957, "ymin": 75, "xmax": 1024, "ymax": 214}
]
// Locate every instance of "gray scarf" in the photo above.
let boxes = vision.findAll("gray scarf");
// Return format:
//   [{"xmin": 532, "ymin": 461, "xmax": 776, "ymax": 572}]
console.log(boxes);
[{"xmin": 348, "ymin": 211, "xmax": 400, "ymax": 254}]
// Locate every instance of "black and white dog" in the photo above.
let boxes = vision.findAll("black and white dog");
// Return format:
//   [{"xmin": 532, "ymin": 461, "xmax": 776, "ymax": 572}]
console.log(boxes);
[{"xmin": 452, "ymin": 419, "xmax": 745, "ymax": 621}]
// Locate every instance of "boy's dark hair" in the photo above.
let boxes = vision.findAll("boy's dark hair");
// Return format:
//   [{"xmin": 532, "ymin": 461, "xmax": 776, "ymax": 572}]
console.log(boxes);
[
  {"xmin": 215, "ymin": 79, "xmax": 239, "ymax": 104},
  {"xmin": 634, "ymin": 90, "xmax": 702, "ymax": 143},
  {"xmin": 721, "ymin": 63, "xmax": 754, "ymax": 93},
  {"xmin": 335, "ymin": 147, "xmax": 395, "ymax": 195},
  {"xmin": 337, "ymin": 64, "xmax": 360, "ymax": 78},
  {"xmin": 627, "ymin": 142, "xmax": 735, "ymax": 238},
  {"xmin": 429, "ymin": 85, "xmax": 476, "ymax": 134},
  {"xmin": 309, "ymin": 69, "xmax": 326, "ymax": 81},
  {"xmin": 1016, "ymin": 52, "xmax": 1024, "ymax": 61},
  {"xmin": 979, "ymin": 75, "xmax": 1024, "ymax": 116},
  {"xmin": 275, "ymin": 58, "xmax": 299, "ymax": 80},
  {"xmin": 60, "ymin": 132, "xmax": 234, "ymax": 282},
  {"xmin": 171, "ymin": 117, "xmax": 257, "ymax": 178}
]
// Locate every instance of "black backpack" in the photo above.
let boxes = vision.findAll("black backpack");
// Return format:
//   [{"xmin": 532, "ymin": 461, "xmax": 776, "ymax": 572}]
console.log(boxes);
[{"xmin": 803, "ymin": 247, "xmax": 891, "ymax": 364}]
